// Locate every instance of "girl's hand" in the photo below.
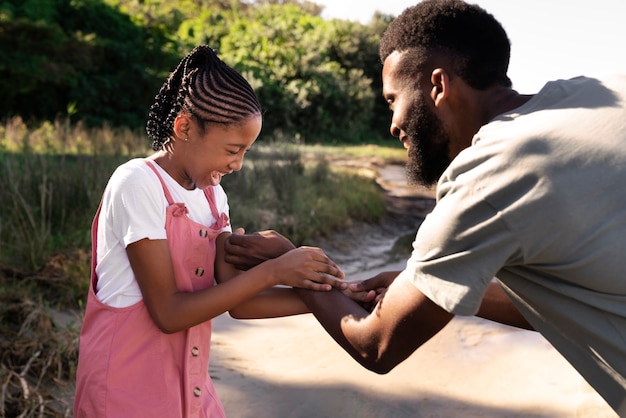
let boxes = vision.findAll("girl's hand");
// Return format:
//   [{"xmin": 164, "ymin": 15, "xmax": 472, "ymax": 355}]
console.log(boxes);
[{"xmin": 268, "ymin": 246, "xmax": 346, "ymax": 291}]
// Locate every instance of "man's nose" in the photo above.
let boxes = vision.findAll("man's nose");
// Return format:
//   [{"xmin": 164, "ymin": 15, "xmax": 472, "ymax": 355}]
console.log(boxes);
[{"xmin": 389, "ymin": 122, "xmax": 401, "ymax": 138}]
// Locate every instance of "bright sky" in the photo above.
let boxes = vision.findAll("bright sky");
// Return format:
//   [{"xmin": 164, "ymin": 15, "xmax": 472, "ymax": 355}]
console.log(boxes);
[{"xmin": 317, "ymin": 0, "xmax": 626, "ymax": 93}]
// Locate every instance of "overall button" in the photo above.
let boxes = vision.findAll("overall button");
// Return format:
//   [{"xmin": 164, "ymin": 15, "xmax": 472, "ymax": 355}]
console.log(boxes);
[
  {"xmin": 191, "ymin": 347, "xmax": 199, "ymax": 357},
  {"xmin": 195, "ymin": 267, "xmax": 205, "ymax": 277},
  {"xmin": 199, "ymin": 229, "xmax": 208, "ymax": 238},
  {"xmin": 193, "ymin": 387, "xmax": 201, "ymax": 397}
]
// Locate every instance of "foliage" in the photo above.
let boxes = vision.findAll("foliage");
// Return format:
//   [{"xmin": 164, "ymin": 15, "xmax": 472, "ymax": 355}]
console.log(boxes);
[
  {"xmin": 0, "ymin": 0, "xmax": 394, "ymax": 144},
  {"xmin": 191, "ymin": 3, "xmax": 390, "ymax": 143},
  {"xmin": 0, "ymin": 0, "xmax": 178, "ymax": 127}
]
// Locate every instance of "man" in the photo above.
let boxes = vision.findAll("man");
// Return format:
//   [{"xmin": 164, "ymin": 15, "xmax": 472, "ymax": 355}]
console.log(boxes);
[{"xmin": 225, "ymin": 0, "xmax": 626, "ymax": 414}]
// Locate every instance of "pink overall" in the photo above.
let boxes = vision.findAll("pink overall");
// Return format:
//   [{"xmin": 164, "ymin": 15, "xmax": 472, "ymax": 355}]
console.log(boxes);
[{"xmin": 74, "ymin": 160, "xmax": 228, "ymax": 417}]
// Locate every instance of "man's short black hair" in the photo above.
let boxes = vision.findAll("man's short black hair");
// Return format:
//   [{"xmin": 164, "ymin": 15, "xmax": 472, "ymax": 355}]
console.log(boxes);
[{"xmin": 380, "ymin": 0, "xmax": 512, "ymax": 89}]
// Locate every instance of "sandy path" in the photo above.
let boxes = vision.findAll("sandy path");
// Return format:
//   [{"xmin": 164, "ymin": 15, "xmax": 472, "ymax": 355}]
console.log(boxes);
[{"xmin": 211, "ymin": 312, "xmax": 616, "ymax": 418}]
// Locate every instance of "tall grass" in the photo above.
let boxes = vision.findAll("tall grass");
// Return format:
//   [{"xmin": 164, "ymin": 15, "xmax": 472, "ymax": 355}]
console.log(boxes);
[
  {"xmin": 222, "ymin": 144, "xmax": 386, "ymax": 245},
  {"xmin": 0, "ymin": 117, "xmax": 147, "ymax": 273},
  {"xmin": 0, "ymin": 117, "xmax": 388, "ymax": 275},
  {"xmin": 0, "ymin": 117, "xmax": 390, "ymax": 416}
]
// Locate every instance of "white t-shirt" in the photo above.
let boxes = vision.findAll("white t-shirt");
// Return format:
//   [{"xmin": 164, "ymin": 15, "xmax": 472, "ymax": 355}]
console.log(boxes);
[
  {"xmin": 398, "ymin": 74, "xmax": 626, "ymax": 411},
  {"xmin": 94, "ymin": 158, "xmax": 232, "ymax": 307}
]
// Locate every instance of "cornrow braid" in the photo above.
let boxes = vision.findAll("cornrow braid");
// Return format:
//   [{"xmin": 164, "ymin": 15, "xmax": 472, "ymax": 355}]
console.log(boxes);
[{"xmin": 146, "ymin": 45, "xmax": 262, "ymax": 151}]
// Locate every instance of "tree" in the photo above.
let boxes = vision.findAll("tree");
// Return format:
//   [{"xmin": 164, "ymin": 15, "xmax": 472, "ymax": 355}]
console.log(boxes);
[
  {"xmin": 217, "ymin": 3, "xmax": 378, "ymax": 142},
  {"xmin": 0, "ymin": 0, "xmax": 177, "ymax": 126},
  {"xmin": 0, "ymin": 0, "xmax": 391, "ymax": 143}
]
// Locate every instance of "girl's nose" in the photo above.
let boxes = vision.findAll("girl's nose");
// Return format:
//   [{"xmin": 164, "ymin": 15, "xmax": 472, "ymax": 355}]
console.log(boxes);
[{"xmin": 230, "ymin": 158, "xmax": 244, "ymax": 172}]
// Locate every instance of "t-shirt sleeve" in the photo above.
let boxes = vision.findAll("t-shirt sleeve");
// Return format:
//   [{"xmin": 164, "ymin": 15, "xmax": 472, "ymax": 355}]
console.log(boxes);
[
  {"xmin": 102, "ymin": 162, "xmax": 168, "ymax": 248},
  {"xmin": 401, "ymin": 162, "xmax": 520, "ymax": 315}
]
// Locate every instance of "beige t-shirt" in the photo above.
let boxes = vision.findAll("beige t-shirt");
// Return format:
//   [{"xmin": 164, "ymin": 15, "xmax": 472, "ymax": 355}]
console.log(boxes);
[{"xmin": 398, "ymin": 74, "xmax": 626, "ymax": 413}]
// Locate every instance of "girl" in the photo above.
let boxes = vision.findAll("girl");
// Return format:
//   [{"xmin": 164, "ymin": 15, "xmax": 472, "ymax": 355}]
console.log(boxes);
[{"xmin": 74, "ymin": 45, "xmax": 345, "ymax": 417}]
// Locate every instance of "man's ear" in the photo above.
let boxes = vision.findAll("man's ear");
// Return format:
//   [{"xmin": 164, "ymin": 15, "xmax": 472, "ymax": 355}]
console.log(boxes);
[
  {"xmin": 429, "ymin": 68, "xmax": 450, "ymax": 108},
  {"xmin": 173, "ymin": 114, "xmax": 191, "ymax": 140}
]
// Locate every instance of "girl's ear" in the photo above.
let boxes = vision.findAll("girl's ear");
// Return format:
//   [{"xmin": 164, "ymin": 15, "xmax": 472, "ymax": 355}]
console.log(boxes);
[
  {"xmin": 172, "ymin": 115, "xmax": 191, "ymax": 140},
  {"xmin": 429, "ymin": 68, "xmax": 450, "ymax": 108}
]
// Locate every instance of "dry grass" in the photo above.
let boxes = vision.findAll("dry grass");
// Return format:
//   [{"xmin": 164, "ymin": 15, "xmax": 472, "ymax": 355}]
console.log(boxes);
[{"xmin": 1, "ymin": 257, "xmax": 82, "ymax": 417}]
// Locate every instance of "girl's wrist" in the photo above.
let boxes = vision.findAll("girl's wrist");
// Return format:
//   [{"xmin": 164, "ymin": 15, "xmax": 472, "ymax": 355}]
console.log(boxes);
[{"xmin": 251, "ymin": 258, "xmax": 280, "ymax": 288}]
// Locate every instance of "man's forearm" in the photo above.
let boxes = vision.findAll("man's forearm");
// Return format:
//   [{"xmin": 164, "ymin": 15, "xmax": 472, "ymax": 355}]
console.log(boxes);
[
  {"xmin": 296, "ymin": 279, "xmax": 455, "ymax": 374},
  {"xmin": 295, "ymin": 288, "xmax": 372, "ymax": 364}
]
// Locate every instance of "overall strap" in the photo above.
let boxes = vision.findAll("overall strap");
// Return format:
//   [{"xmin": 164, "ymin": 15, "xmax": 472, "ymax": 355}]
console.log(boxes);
[
  {"xmin": 203, "ymin": 187, "xmax": 220, "ymax": 220},
  {"xmin": 144, "ymin": 160, "xmax": 175, "ymax": 205},
  {"xmin": 145, "ymin": 159, "xmax": 228, "ymax": 229}
]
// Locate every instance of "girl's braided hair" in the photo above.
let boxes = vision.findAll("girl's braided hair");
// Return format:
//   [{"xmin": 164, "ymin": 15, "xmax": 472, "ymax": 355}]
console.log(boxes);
[{"xmin": 146, "ymin": 45, "xmax": 262, "ymax": 151}]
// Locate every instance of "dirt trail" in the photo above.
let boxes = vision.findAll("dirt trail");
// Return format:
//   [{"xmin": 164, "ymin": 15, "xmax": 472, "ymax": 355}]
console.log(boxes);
[{"xmin": 311, "ymin": 163, "xmax": 436, "ymax": 277}]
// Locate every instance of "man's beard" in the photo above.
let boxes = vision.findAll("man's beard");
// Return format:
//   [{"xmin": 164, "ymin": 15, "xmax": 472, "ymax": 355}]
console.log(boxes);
[{"xmin": 404, "ymin": 98, "xmax": 451, "ymax": 187}]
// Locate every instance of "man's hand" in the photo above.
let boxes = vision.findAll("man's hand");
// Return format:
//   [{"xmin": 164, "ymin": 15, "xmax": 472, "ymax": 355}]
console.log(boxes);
[
  {"xmin": 224, "ymin": 229, "xmax": 296, "ymax": 270},
  {"xmin": 343, "ymin": 270, "xmax": 401, "ymax": 311}
]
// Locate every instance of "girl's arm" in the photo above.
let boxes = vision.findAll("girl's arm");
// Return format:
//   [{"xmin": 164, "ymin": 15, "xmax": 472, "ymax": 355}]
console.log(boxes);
[
  {"xmin": 219, "ymin": 287, "xmax": 309, "ymax": 319},
  {"xmin": 127, "ymin": 235, "xmax": 343, "ymax": 333},
  {"xmin": 214, "ymin": 232, "xmax": 309, "ymax": 319}
]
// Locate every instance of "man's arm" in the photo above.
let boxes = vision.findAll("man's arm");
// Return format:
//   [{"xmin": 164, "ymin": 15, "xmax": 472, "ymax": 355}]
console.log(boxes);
[
  {"xmin": 296, "ymin": 276, "xmax": 453, "ymax": 374},
  {"xmin": 351, "ymin": 274, "xmax": 534, "ymax": 330},
  {"xmin": 224, "ymin": 229, "xmax": 295, "ymax": 270},
  {"xmin": 476, "ymin": 281, "xmax": 534, "ymax": 330}
]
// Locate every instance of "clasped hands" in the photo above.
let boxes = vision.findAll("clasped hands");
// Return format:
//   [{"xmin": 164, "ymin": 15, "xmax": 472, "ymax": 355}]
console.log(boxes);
[{"xmin": 225, "ymin": 229, "xmax": 395, "ymax": 306}]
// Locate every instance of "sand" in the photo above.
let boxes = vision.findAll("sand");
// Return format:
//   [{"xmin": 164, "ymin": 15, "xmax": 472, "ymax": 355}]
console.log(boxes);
[{"xmin": 211, "ymin": 312, "xmax": 617, "ymax": 418}]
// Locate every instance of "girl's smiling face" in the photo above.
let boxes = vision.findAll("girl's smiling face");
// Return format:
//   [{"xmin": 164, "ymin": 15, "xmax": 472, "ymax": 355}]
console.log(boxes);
[{"xmin": 162, "ymin": 114, "xmax": 262, "ymax": 190}]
